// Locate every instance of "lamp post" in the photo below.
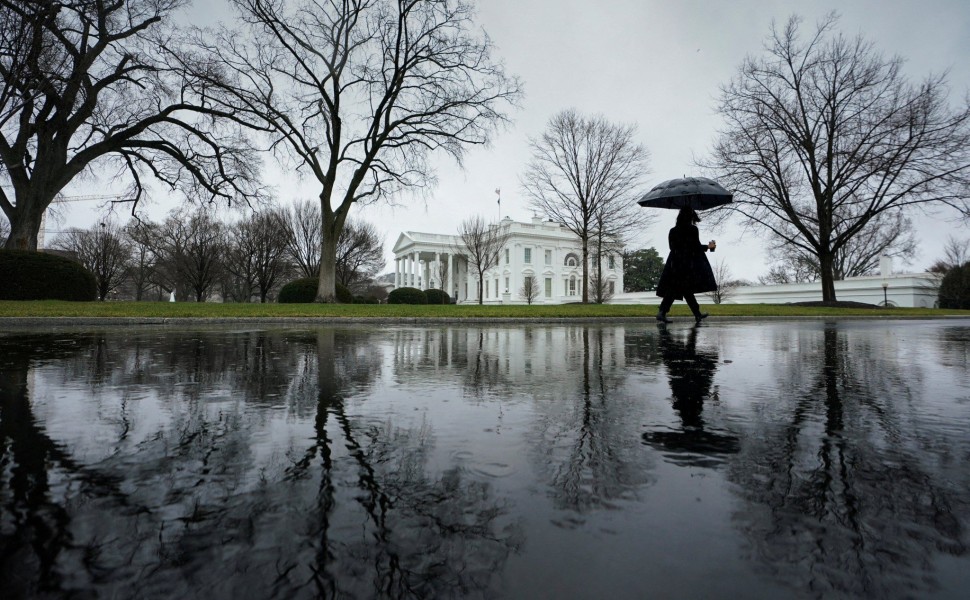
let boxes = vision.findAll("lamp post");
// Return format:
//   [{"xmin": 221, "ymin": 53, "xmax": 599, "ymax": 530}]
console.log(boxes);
[{"xmin": 882, "ymin": 281, "xmax": 889, "ymax": 307}]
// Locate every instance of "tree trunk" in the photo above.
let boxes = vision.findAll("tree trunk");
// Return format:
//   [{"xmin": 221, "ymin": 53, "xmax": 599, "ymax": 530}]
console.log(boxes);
[
  {"xmin": 3, "ymin": 202, "xmax": 45, "ymax": 251},
  {"xmin": 819, "ymin": 251, "xmax": 837, "ymax": 302},
  {"xmin": 581, "ymin": 238, "xmax": 590, "ymax": 304},
  {"xmin": 477, "ymin": 274, "xmax": 484, "ymax": 305},
  {"xmin": 316, "ymin": 205, "xmax": 347, "ymax": 303}
]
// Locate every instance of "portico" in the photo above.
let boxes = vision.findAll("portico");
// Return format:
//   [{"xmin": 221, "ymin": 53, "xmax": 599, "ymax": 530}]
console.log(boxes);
[{"xmin": 392, "ymin": 232, "xmax": 472, "ymax": 302}]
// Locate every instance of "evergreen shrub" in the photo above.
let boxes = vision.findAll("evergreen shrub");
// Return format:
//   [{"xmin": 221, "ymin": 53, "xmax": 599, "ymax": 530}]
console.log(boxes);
[
  {"xmin": 424, "ymin": 289, "xmax": 451, "ymax": 304},
  {"xmin": 278, "ymin": 278, "xmax": 354, "ymax": 303},
  {"xmin": 938, "ymin": 263, "xmax": 970, "ymax": 309},
  {"xmin": 388, "ymin": 287, "xmax": 427, "ymax": 304},
  {"xmin": 278, "ymin": 277, "xmax": 317, "ymax": 303},
  {"xmin": 335, "ymin": 282, "xmax": 353, "ymax": 303},
  {"xmin": 0, "ymin": 250, "xmax": 96, "ymax": 301}
]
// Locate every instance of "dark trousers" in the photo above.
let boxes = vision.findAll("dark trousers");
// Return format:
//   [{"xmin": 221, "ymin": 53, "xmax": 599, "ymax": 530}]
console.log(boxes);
[{"xmin": 659, "ymin": 294, "xmax": 701, "ymax": 316}]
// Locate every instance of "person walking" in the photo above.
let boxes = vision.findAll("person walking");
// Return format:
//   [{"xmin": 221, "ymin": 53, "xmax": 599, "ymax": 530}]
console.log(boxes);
[{"xmin": 655, "ymin": 207, "xmax": 717, "ymax": 324}]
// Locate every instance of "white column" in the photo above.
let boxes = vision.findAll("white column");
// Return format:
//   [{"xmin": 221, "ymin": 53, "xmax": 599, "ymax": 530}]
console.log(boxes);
[
  {"xmin": 395, "ymin": 258, "xmax": 400, "ymax": 287},
  {"xmin": 410, "ymin": 252, "xmax": 417, "ymax": 287},
  {"xmin": 447, "ymin": 253, "xmax": 454, "ymax": 298},
  {"xmin": 433, "ymin": 252, "xmax": 441, "ymax": 289}
]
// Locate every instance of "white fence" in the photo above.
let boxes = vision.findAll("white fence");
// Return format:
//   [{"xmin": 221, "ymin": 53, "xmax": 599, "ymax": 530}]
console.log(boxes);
[{"xmin": 610, "ymin": 272, "xmax": 941, "ymax": 308}]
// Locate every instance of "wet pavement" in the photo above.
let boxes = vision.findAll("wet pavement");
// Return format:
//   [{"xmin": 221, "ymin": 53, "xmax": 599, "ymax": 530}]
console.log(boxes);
[{"xmin": 1, "ymin": 320, "xmax": 968, "ymax": 599}]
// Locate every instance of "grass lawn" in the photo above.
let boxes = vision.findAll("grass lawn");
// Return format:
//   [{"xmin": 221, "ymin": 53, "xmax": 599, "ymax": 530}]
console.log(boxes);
[{"xmin": 0, "ymin": 300, "xmax": 967, "ymax": 319}]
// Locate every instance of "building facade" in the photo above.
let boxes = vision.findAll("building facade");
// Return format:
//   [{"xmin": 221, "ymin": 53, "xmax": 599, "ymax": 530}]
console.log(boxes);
[{"xmin": 391, "ymin": 217, "xmax": 624, "ymax": 304}]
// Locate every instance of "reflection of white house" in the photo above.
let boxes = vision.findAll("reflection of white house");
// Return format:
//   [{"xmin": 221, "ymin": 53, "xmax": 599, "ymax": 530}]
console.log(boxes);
[{"xmin": 391, "ymin": 217, "xmax": 623, "ymax": 304}]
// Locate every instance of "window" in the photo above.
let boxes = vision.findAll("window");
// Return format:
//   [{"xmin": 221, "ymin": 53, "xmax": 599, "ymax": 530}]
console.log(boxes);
[
  {"xmin": 485, "ymin": 280, "xmax": 489, "ymax": 298},
  {"xmin": 569, "ymin": 277, "xmax": 576, "ymax": 295},
  {"xmin": 545, "ymin": 278, "xmax": 552, "ymax": 298},
  {"xmin": 609, "ymin": 281, "xmax": 615, "ymax": 294},
  {"xmin": 524, "ymin": 247, "xmax": 531, "ymax": 264},
  {"xmin": 505, "ymin": 248, "xmax": 509, "ymax": 264},
  {"xmin": 545, "ymin": 249, "xmax": 552, "ymax": 265},
  {"xmin": 608, "ymin": 256, "xmax": 615, "ymax": 269},
  {"xmin": 504, "ymin": 277, "xmax": 509, "ymax": 292},
  {"xmin": 564, "ymin": 253, "xmax": 578, "ymax": 267},
  {"xmin": 524, "ymin": 276, "xmax": 532, "ymax": 291},
  {"xmin": 495, "ymin": 278, "xmax": 499, "ymax": 296}
]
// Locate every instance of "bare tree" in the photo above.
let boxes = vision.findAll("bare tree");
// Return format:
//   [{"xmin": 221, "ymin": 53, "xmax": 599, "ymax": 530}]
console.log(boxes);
[
  {"xmin": 0, "ymin": 213, "xmax": 9, "ymax": 245},
  {"xmin": 224, "ymin": 209, "xmax": 292, "ymax": 303},
  {"xmin": 436, "ymin": 255, "xmax": 451, "ymax": 297},
  {"xmin": 454, "ymin": 216, "xmax": 510, "ymax": 305},
  {"xmin": 519, "ymin": 275, "xmax": 540, "ymax": 305},
  {"xmin": 759, "ymin": 254, "xmax": 819, "ymax": 285},
  {"xmin": 184, "ymin": 0, "xmax": 521, "ymax": 302},
  {"xmin": 153, "ymin": 208, "xmax": 224, "ymax": 302},
  {"xmin": 588, "ymin": 206, "xmax": 635, "ymax": 303},
  {"xmin": 711, "ymin": 259, "xmax": 739, "ymax": 304},
  {"xmin": 124, "ymin": 220, "xmax": 161, "ymax": 300},
  {"xmin": 929, "ymin": 235, "xmax": 970, "ymax": 273},
  {"xmin": 522, "ymin": 110, "xmax": 651, "ymax": 303},
  {"xmin": 705, "ymin": 14, "xmax": 970, "ymax": 302},
  {"xmin": 52, "ymin": 220, "xmax": 130, "ymax": 300},
  {"xmin": 0, "ymin": 0, "xmax": 260, "ymax": 251},
  {"xmin": 762, "ymin": 210, "xmax": 917, "ymax": 283},
  {"xmin": 335, "ymin": 219, "xmax": 384, "ymax": 289},
  {"xmin": 283, "ymin": 199, "xmax": 322, "ymax": 279}
]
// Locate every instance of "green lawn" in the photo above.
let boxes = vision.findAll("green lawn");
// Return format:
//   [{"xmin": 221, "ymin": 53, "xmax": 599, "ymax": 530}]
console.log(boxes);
[{"xmin": 0, "ymin": 300, "xmax": 966, "ymax": 319}]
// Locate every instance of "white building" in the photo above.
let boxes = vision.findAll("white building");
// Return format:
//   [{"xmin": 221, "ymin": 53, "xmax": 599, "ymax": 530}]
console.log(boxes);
[{"xmin": 391, "ymin": 216, "xmax": 624, "ymax": 304}]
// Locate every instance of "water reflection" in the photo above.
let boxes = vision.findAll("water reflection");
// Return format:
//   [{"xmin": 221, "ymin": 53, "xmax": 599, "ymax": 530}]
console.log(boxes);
[
  {"xmin": 1, "ymin": 322, "xmax": 968, "ymax": 599},
  {"xmin": 642, "ymin": 327, "xmax": 739, "ymax": 468},
  {"xmin": 0, "ymin": 328, "xmax": 520, "ymax": 598},
  {"xmin": 729, "ymin": 324, "xmax": 970, "ymax": 598}
]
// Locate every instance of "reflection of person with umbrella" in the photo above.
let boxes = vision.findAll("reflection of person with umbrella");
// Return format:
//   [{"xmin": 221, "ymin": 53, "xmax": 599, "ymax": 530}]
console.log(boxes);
[
  {"xmin": 638, "ymin": 177, "xmax": 732, "ymax": 324},
  {"xmin": 642, "ymin": 327, "xmax": 739, "ymax": 468}
]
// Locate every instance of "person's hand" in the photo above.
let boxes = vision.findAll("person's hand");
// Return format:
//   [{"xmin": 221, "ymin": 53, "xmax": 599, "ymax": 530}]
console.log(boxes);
[{"xmin": 708, "ymin": 240, "xmax": 716, "ymax": 251}]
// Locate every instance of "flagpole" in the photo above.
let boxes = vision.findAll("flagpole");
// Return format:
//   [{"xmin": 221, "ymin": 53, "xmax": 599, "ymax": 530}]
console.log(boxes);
[{"xmin": 495, "ymin": 187, "xmax": 501, "ymax": 221}]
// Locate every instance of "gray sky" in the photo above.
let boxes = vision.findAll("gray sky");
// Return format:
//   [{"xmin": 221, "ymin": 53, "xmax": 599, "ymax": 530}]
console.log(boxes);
[{"xmin": 60, "ymin": 0, "xmax": 970, "ymax": 282}]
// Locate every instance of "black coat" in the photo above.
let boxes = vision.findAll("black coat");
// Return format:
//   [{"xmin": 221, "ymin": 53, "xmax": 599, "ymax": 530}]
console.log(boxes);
[{"xmin": 655, "ymin": 223, "xmax": 716, "ymax": 299}]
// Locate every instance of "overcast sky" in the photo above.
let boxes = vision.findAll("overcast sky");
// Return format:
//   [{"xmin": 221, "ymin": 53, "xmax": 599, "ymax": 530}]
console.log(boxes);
[{"xmin": 58, "ymin": 0, "xmax": 970, "ymax": 282}]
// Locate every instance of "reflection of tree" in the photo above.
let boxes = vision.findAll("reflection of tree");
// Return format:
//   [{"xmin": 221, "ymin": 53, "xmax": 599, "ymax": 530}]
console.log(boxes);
[
  {"xmin": 642, "ymin": 327, "xmax": 739, "ymax": 468},
  {"xmin": 0, "ymin": 327, "xmax": 519, "ymax": 598},
  {"xmin": 0, "ymin": 335, "xmax": 149, "ymax": 597},
  {"xmin": 389, "ymin": 324, "xmax": 657, "ymax": 517},
  {"xmin": 529, "ymin": 327, "xmax": 653, "ymax": 516},
  {"xmin": 729, "ymin": 325, "xmax": 970, "ymax": 598},
  {"xmin": 937, "ymin": 326, "xmax": 970, "ymax": 371},
  {"xmin": 283, "ymin": 328, "xmax": 521, "ymax": 597}
]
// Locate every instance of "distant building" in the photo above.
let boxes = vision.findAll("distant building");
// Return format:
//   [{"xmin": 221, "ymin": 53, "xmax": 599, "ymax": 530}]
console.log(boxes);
[{"xmin": 391, "ymin": 217, "xmax": 624, "ymax": 304}]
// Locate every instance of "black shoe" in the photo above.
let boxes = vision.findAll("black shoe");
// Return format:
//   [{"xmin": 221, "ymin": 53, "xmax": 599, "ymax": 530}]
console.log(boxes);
[
  {"xmin": 656, "ymin": 312, "xmax": 672, "ymax": 323},
  {"xmin": 694, "ymin": 312, "xmax": 709, "ymax": 324}
]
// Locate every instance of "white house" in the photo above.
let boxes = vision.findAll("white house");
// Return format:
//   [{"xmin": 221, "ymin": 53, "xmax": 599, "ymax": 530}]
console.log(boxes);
[{"xmin": 391, "ymin": 216, "xmax": 624, "ymax": 304}]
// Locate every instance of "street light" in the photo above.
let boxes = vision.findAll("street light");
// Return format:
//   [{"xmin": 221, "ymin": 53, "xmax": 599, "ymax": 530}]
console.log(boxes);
[{"xmin": 882, "ymin": 281, "xmax": 889, "ymax": 307}]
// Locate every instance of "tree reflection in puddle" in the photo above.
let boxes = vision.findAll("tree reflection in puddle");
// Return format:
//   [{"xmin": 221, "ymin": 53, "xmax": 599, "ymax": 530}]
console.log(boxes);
[
  {"xmin": 1, "ymin": 322, "xmax": 969, "ymax": 599},
  {"xmin": 727, "ymin": 324, "xmax": 970, "ymax": 598}
]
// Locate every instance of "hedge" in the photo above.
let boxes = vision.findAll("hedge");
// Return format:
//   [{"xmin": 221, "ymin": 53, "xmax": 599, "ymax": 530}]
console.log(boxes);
[
  {"xmin": 0, "ymin": 250, "xmax": 97, "ymax": 301},
  {"xmin": 388, "ymin": 286, "xmax": 427, "ymax": 304}
]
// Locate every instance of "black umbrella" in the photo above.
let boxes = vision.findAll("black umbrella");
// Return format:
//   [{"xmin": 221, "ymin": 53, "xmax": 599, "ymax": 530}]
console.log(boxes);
[{"xmin": 637, "ymin": 177, "xmax": 733, "ymax": 210}]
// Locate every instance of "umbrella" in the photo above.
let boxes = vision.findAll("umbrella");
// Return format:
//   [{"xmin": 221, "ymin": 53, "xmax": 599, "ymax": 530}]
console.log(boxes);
[{"xmin": 637, "ymin": 177, "xmax": 733, "ymax": 210}]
